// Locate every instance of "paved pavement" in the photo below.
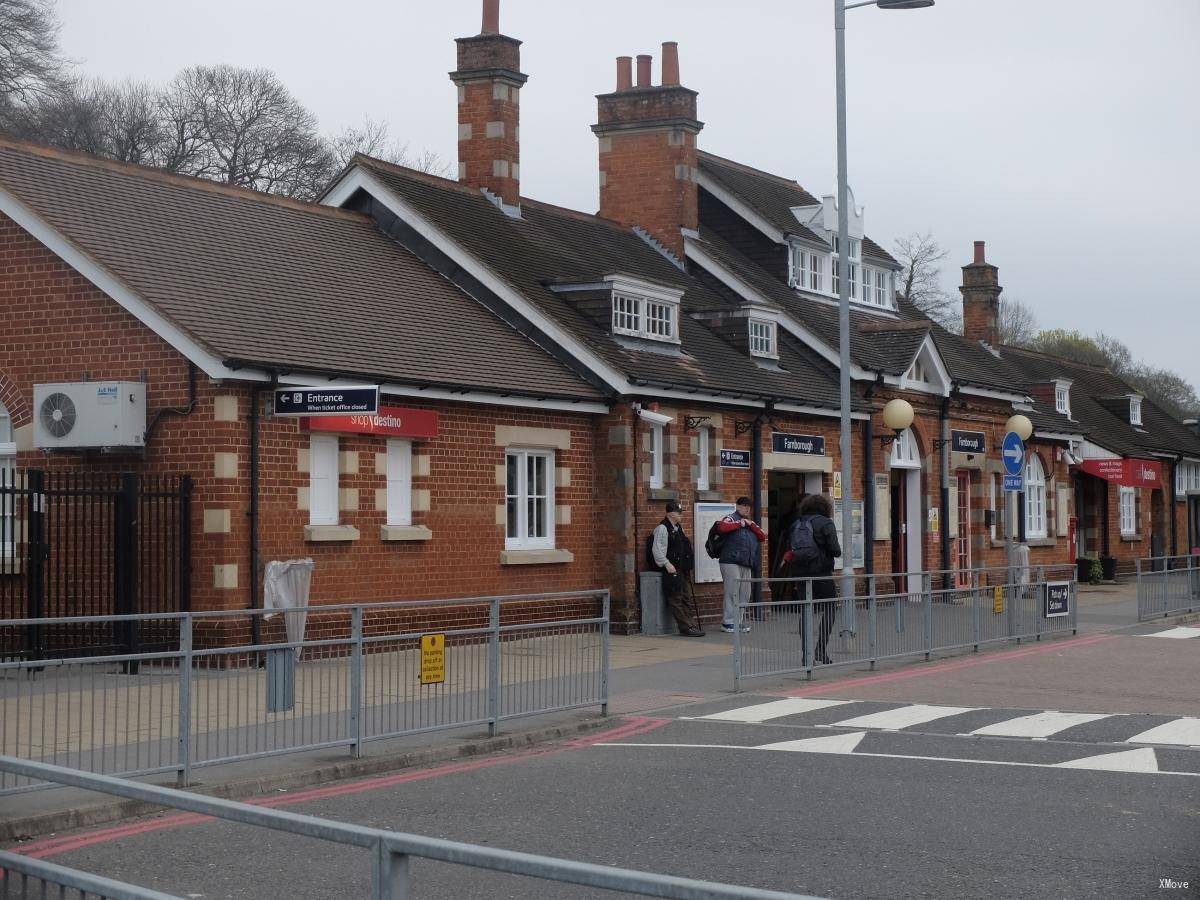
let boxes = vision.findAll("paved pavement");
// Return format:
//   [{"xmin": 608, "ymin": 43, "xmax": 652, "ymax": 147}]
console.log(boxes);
[{"xmin": 5, "ymin": 584, "xmax": 1198, "ymax": 900}]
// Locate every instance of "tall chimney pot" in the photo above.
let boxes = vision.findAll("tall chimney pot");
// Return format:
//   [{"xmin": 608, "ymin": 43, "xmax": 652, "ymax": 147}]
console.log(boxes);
[
  {"xmin": 482, "ymin": 0, "xmax": 500, "ymax": 34},
  {"xmin": 636, "ymin": 54, "xmax": 652, "ymax": 87},
  {"xmin": 616, "ymin": 56, "xmax": 633, "ymax": 91},
  {"xmin": 974, "ymin": 240, "xmax": 986, "ymax": 264},
  {"xmin": 661, "ymin": 42, "xmax": 680, "ymax": 86}
]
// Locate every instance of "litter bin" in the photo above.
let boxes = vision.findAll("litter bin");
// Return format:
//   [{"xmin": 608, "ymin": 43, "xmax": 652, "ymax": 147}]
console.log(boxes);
[{"xmin": 263, "ymin": 559, "xmax": 315, "ymax": 713}]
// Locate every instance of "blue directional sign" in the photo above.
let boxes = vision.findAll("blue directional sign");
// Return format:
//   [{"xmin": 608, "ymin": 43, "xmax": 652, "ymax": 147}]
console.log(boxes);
[
  {"xmin": 719, "ymin": 449, "xmax": 752, "ymax": 469},
  {"xmin": 1003, "ymin": 474, "xmax": 1024, "ymax": 493},
  {"xmin": 1002, "ymin": 431, "xmax": 1025, "ymax": 477}
]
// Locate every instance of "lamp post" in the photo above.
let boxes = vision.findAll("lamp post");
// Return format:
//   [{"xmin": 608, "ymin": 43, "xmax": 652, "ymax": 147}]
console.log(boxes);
[
  {"xmin": 1005, "ymin": 413, "xmax": 1034, "ymax": 577},
  {"xmin": 834, "ymin": 0, "xmax": 934, "ymax": 602}
]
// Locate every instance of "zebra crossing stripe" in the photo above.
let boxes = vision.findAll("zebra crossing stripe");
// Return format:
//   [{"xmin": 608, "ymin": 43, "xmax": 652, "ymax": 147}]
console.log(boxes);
[
  {"xmin": 1054, "ymin": 748, "xmax": 1159, "ymax": 773},
  {"xmin": 971, "ymin": 711, "xmax": 1113, "ymax": 738},
  {"xmin": 829, "ymin": 704, "xmax": 977, "ymax": 731},
  {"xmin": 697, "ymin": 698, "xmax": 855, "ymax": 723},
  {"xmin": 1142, "ymin": 627, "xmax": 1200, "ymax": 639},
  {"xmin": 1126, "ymin": 718, "xmax": 1200, "ymax": 747}
]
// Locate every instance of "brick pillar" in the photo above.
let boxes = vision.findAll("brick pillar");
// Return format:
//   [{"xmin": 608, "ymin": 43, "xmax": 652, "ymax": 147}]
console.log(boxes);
[
  {"xmin": 960, "ymin": 240, "xmax": 1003, "ymax": 348},
  {"xmin": 592, "ymin": 42, "xmax": 702, "ymax": 259},
  {"xmin": 450, "ymin": 0, "xmax": 527, "ymax": 209}
]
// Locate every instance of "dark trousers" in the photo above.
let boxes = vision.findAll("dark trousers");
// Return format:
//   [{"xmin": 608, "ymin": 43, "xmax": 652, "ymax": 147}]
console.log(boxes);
[
  {"xmin": 664, "ymin": 573, "xmax": 701, "ymax": 633},
  {"xmin": 798, "ymin": 575, "xmax": 837, "ymax": 661}
]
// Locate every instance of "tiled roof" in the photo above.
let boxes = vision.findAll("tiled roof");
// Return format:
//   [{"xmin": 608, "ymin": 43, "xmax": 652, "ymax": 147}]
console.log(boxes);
[
  {"xmin": 1001, "ymin": 346, "xmax": 1200, "ymax": 458},
  {"xmin": 354, "ymin": 156, "xmax": 855, "ymax": 410},
  {"xmin": 895, "ymin": 300, "xmax": 1028, "ymax": 394},
  {"xmin": 0, "ymin": 137, "xmax": 603, "ymax": 402},
  {"xmin": 698, "ymin": 151, "xmax": 900, "ymax": 266}
]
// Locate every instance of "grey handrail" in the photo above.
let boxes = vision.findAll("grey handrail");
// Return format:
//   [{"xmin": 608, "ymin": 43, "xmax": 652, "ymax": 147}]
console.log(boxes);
[
  {"xmin": 0, "ymin": 756, "xmax": 822, "ymax": 900},
  {"xmin": 0, "ymin": 850, "xmax": 184, "ymax": 899}
]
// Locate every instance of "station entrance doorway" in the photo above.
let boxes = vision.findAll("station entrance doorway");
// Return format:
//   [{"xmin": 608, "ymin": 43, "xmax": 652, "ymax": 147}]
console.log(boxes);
[{"xmin": 767, "ymin": 470, "xmax": 823, "ymax": 586}]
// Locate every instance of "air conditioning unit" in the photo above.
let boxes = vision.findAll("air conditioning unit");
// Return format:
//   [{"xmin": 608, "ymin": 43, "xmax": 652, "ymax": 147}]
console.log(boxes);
[{"xmin": 33, "ymin": 382, "xmax": 146, "ymax": 450}]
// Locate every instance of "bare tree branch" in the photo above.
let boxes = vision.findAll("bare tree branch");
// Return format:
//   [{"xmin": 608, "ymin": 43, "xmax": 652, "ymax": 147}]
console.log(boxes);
[{"xmin": 892, "ymin": 231, "xmax": 959, "ymax": 329}]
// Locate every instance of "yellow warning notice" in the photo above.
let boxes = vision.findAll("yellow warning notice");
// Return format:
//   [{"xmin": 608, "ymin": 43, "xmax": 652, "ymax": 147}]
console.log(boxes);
[
  {"xmin": 419, "ymin": 633, "xmax": 446, "ymax": 685},
  {"xmin": 993, "ymin": 586, "xmax": 1005, "ymax": 615}
]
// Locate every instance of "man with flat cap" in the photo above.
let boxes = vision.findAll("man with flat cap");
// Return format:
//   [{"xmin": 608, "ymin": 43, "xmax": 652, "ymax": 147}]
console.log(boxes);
[{"xmin": 650, "ymin": 500, "xmax": 704, "ymax": 636}]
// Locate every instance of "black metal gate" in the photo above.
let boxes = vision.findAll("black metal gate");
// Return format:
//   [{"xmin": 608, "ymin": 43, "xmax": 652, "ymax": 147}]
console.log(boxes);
[{"xmin": 0, "ymin": 469, "xmax": 192, "ymax": 659}]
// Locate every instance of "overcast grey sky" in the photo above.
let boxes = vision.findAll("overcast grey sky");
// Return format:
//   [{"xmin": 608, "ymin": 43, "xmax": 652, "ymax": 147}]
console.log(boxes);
[{"xmin": 56, "ymin": 1, "xmax": 1200, "ymax": 388}]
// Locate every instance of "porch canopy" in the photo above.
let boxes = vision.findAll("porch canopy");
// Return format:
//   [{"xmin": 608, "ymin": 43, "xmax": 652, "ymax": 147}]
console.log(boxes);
[{"xmin": 1079, "ymin": 457, "xmax": 1163, "ymax": 488}]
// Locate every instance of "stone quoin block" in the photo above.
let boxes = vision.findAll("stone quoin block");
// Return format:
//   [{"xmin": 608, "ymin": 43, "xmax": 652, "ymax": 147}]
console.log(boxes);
[
  {"xmin": 213, "ymin": 564, "xmax": 239, "ymax": 590},
  {"xmin": 213, "ymin": 396, "xmax": 238, "ymax": 422},
  {"xmin": 203, "ymin": 509, "xmax": 231, "ymax": 534},
  {"xmin": 213, "ymin": 452, "xmax": 238, "ymax": 479}
]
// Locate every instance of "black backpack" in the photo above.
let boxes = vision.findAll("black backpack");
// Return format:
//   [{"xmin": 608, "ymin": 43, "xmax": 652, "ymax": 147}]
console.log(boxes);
[
  {"xmin": 644, "ymin": 529, "xmax": 659, "ymax": 571},
  {"xmin": 788, "ymin": 516, "xmax": 825, "ymax": 572},
  {"xmin": 704, "ymin": 520, "xmax": 726, "ymax": 560}
]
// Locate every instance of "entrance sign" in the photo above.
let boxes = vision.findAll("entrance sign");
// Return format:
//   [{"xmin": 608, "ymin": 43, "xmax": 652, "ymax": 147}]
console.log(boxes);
[
  {"xmin": 1002, "ymin": 432, "xmax": 1024, "ymax": 477},
  {"xmin": 771, "ymin": 433, "xmax": 825, "ymax": 455},
  {"xmin": 694, "ymin": 502, "xmax": 736, "ymax": 584},
  {"xmin": 719, "ymin": 449, "xmax": 751, "ymax": 469},
  {"xmin": 304, "ymin": 405, "xmax": 439, "ymax": 440},
  {"xmin": 1044, "ymin": 582, "xmax": 1070, "ymax": 618},
  {"xmin": 951, "ymin": 430, "xmax": 987, "ymax": 455},
  {"xmin": 419, "ymin": 633, "xmax": 446, "ymax": 685},
  {"xmin": 274, "ymin": 386, "xmax": 379, "ymax": 418},
  {"xmin": 1003, "ymin": 474, "xmax": 1024, "ymax": 492}
]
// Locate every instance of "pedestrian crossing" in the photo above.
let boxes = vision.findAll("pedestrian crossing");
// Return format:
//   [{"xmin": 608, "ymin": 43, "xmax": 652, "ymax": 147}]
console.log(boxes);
[
  {"xmin": 687, "ymin": 699, "xmax": 1200, "ymax": 748},
  {"xmin": 1141, "ymin": 625, "xmax": 1200, "ymax": 639}
]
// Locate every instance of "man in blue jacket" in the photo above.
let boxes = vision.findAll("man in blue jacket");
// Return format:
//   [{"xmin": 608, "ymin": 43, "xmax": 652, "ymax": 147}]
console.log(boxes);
[{"xmin": 717, "ymin": 496, "xmax": 767, "ymax": 633}]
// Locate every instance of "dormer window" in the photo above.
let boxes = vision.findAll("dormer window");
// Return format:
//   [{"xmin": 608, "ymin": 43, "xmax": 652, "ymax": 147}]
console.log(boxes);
[
  {"xmin": 1129, "ymin": 396, "xmax": 1143, "ymax": 426},
  {"xmin": 1055, "ymin": 381, "xmax": 1072, "ymax": 417},
  {"xmin": 905, "ymin": 358, "xmax": 930, "ymax": 385},
  {"xmin": 612, "ymin": 291, "xmax": 678, "ymax": 343},
  {"xmin": 748, "ymin": 318, "xmax": 778, "ymax": 358},
  {"xmin": 789, "ymin": 245, "xmax": 825, "ymax": 293}
]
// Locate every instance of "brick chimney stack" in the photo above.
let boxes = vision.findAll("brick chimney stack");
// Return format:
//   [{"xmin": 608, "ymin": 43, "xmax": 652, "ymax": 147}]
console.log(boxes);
[
  {"xmin": 593, "ymin": 42, "xmax": 703, "ymax": 259},
  {"xmin": 961, "ymin": 240, "xmax": 1003, "ymax": 348},
  {"xmin": 451, "ymin": 0, "xmax": 527, "ymax": 209}
]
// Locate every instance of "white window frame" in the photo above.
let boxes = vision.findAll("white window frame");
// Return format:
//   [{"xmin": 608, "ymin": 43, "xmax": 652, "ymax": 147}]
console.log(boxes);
[
  {"xmin": 649, "ymin": 423, "xmax": 665, "ymax": 489},
  {"xmin": 1178, "ymin": 461, "xmax": 1200, "ymax": 497},
  {"xmin": 696, "ymin": 428, "xmax": 710, "ymax": 492},
  {"xmin": 1119, "ymin": 486, "xmax": 1137, "ymax": 536},
  {"xmin": 1055, "ymin": 387, "xmax": 1071, "ymax": 416},
  {"xmin": 385, "ymin": 439, "xmax": 413, "ymax": 527},
  {"xmin": 890, "ymin": 429, "xmax": 920, "ymax": 469},
  {"xmin": 1025, "ymin": 454, "xmax": 1047, "ymax": 539},
  {"xmin": 1, "ymin": 404, "xmax": 14, "ymax": 558},
  {"xmin": 309, "ymin": 433, "xmax": 340, "ymax": 527},
  {"xmin": 988, "ymin": 472, "xmax": 998, "ymax": 541},
  {"xmin": 1129, "ymin": 397, "xmax": 1143, "ymax": 426},
  {"xmin": 875, "ymin": 270, "xmax": 888, "ymax": 306},
  {"xmin": 612, "ymin": 292, "xmax": 642, "ymax": 336},
  {"xmin": 505, "ymin": 448, "xmax": 555, "ymax": 551},
  {"xmin": 612, "ymin": 290, "xmax": 678, "ymax": 344},
  {"xmin": 748, "ymin": 318, "xmax": 778, "ymax": 358},
  {"xmin": 645, "ymin": 299, "xmax": 675, "ymax": 340}
]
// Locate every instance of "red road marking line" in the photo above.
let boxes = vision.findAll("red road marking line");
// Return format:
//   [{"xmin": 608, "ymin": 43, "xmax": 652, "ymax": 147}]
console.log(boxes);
[
  {"xmin": 8, "ymin": 717, "xmax": 669, "ymax": 862},
  {"xmin": 778, "ymin": 633, "xmax": 1118, "ymax": 697}
]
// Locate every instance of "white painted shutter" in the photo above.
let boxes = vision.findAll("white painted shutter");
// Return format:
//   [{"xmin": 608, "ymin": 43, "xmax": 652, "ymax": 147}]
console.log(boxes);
[
  {"xmin": 386, "ymin": 440, "xmax": 413, "ymax": 527},
  {"xmin": 309, "ymin": 434, "xmax": 339, "ymax": 526}
]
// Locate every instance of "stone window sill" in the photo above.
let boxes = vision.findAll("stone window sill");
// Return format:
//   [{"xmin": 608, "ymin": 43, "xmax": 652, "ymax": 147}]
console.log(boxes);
[
  {"xmin": 381, "ymin": 525, "xmax": 433, "ymax": 543},
  {"xmin": 1026, "ymin": 538, "xmax": 1056, "ymax": 548},
  {"xmin": 1120, "ymin": 533, "xmax": 1144, "ymax": 543},
  {"xmin": 304, "ymin": 524, "xmax": 361, "ymax": 543},
  {"xmin": 695, "ymin": 490, "xmax": 722, "ymax": 502},
  {"xmin": 647, "ymin": 488, "xmax": 678, "ymax": 502},
  {"xmin": 499, "ymin": 548, "xmax": 575, "ymax": 566}
]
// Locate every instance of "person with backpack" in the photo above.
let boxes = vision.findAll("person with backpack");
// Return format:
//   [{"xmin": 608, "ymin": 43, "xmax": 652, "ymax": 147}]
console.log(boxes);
[
  {"xmin": 782, "ymin": 493, "xmax": 842, "ymax": 664},
  {"xmin": 716, "ymin": 496, "xmax": 767, "ymax": 634},
  {"xmin": 649, "ymin": 501, "xmax": 704, "ymax": 637}
]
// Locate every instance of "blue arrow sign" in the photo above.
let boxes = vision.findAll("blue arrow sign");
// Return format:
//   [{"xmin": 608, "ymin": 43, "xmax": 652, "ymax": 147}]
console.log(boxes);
[{"xmin": 1002, "ymin": 431, "xmax": 1024, "ymax": 477}]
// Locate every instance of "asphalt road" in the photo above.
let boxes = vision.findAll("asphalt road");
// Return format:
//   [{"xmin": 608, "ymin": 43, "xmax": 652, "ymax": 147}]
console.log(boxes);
[{"xmin": 9, "ymin": 622, "xmax": 1200, "ymax": 900}]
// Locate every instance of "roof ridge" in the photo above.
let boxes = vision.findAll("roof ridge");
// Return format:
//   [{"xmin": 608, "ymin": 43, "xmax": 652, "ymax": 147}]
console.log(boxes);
[
  {"xmin": 0, "ymin": 133, "xmax": 367, "ymax": 222},
  {"xmin": 354, "ymin": 153, "xmax": 486, "ymax": 197},
  {"xmin": 699, "ymin": 150, "xmax": 807, "ymax": 190},
  {"xmin": 1000, "ymin": 343, "xmax": 1116, "ymax": 375}
]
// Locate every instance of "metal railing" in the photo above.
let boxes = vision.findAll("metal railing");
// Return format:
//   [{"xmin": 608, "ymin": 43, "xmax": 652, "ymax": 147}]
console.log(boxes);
[
  {"xmin": 1136, "ymin": 555, "xmax": 1200, "ymax": 621},
  {"xmin": 0, "ymin": 757, "xmax": 820, "ymax": 900},
  {"xmin": 736, "ymin": 568, "xmax": 1078, "ymax": 691},
  {"xmin": 0, "ymin": 591, "xmax": 609, "ymax": 794},
  {"xmin": 0, "ymin": 851, "xmax": 183, "ymax": 899}
]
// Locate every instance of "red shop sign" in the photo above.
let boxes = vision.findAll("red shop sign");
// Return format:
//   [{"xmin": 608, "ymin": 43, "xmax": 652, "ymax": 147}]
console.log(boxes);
[
  {"xmin": 302, "ymin": 405, "xmax": 439, "ymax": 440},
  {"xmin": 1124, "ymin": 458, "xmax": 1162, "ymax": 489},
  {"xmin": 1079, "ymin": 458, "xmax": 1125, "ymax": 482}
]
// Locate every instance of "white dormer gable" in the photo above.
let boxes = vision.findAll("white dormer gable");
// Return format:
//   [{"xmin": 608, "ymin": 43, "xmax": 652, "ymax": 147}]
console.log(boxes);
[
  {"xmin": 606, "ymin": 273, "xmax": 685, "ymax": 346},
  {"xmin": 898, "ymin": 335, "xmax": 951, "ymax": 396},
  {"xmin": 820, "ymin": 187, "xmax": 865, "ymax": 241}
]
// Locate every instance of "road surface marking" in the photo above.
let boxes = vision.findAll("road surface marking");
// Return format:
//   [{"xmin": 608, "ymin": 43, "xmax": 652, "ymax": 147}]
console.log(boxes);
[
  {"xmin": 596, "ymin": 742, "xmax": 1198, "ymax": 777},
  {"xmin": 970, "ymin": 711, "xmax": 1113, "ymax": 738},
  {"xmin": 1126, "ymin": 718, "xmax": 1200, "ymax": 747},
  {"xmin": 694, "ymin": 698, "xmax": 855, "ymax": 723},
  {"xmin": 756, "ymin": 732, "xmax": 866, "ymax": 754},
  {"xmin": 1055, "ymin": 748, "xmax": 1159, "ymax": 773},
  {"xmin": 829, "ymin": 704, "xmax": 977, "ymax": 730},
  {"xmin": 1142, "ymin": 626, "xmax": 1200, "ymax": 639}
]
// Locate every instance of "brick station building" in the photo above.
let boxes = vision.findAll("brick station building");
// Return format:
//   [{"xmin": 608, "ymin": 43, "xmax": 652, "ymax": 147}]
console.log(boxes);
[{"xmin": 2, "ymin": 1, "xmax": 1197, "ymax": 637}]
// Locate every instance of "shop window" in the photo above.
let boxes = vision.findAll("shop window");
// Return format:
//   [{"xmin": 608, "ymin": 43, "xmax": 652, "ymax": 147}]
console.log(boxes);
[
  {"xmin": 1025, "ymin": 454, "xmax": 1047, "ymax": 538},
  {"xmin": 386, "ymin": 439, "xmax": 413, "ymax": 527},
  {"xmin": 649, "ymin": 423, "xmax": 664, "ymax": 489},
  {"xmin": 1119, "ymin": 487, "xmax": 1138, "ymax": 536},
  {"xmin": 696, "ymin": 428, "xmax": 710, "ymax": 492},
  {"xmin": 506, "ymin": 449, "xmax": 555, "ymax": 551},
  {"xmin": 309, "ymin": 434, "xmax": 339, "ymax": 527},
  {"xmin": 0, "ymin": 402, "xmax": 14, "ymax": 557}
]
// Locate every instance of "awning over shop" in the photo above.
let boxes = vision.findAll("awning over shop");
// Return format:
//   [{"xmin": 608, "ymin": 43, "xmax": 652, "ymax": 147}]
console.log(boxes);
[{"xmin": 1079, "ymin": 457, "xmax": 1162, "ymax": 488}]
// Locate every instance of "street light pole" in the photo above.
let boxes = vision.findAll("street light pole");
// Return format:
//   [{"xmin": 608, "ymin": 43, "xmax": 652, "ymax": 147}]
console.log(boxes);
[{"xmin": 833, "ymin": 0, "xmax": 933, "ymax": 603}]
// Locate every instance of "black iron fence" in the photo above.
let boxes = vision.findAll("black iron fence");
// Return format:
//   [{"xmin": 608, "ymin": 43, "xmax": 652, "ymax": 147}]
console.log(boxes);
[{"xmin": 0, "ymin": 469, "xmax": 191, "ymax": 660}]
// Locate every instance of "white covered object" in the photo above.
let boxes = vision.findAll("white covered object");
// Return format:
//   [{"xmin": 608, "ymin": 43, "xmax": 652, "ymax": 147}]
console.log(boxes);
[{"xmin": 263, "ymin": 559, "xmax": 314, "ymax": 659}]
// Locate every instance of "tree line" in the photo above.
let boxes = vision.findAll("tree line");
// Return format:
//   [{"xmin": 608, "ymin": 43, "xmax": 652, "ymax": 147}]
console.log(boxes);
[
  {"xmin": 0, "ymin": 0, "xmax": 444, "ymax": 199},
  {"xmin": 894, "ymin": 232, "xmax": 1200, "ymax": 420}
]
